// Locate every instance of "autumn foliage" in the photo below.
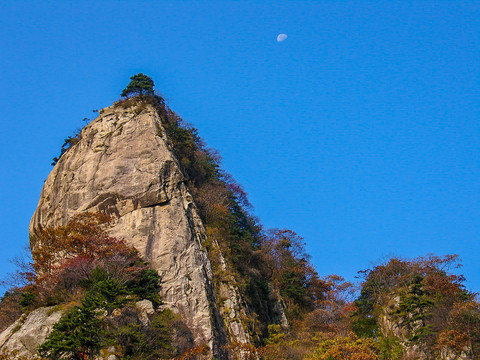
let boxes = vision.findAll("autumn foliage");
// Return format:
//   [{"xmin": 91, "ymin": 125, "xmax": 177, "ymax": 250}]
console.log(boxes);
[
  {"xmin": 0, "ymin": 212, "xmax": 202, "ymax": 360},
  {"xmin": 2, "ymin": 93, "xmax": 479, "ymax": 359},
  {"xmin": 352, "ymin": 255, "xmax": 480, "ymax": 359},
  {"xmin": 304, "ymin": 335, "xmax": 380, "ymax": 360},
  {"xmin": 155, "ymin": 100, "xmax": 480, "ymax": 359},
  {"xmin": 31, "ymin": 212, "xmax": 133, "ymax": 276}
]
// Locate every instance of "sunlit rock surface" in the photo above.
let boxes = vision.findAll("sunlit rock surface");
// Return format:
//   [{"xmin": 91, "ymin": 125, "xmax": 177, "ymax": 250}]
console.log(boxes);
[
  {"xmin": 0, "ymin": 306, "xmax": 63, "ymax": 357},
  {"xmin": 27, "ymin": 103, "xmax": 253, "ymax": 358}
]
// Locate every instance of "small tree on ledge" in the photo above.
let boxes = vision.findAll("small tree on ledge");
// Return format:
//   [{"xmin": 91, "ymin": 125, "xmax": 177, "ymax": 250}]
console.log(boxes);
[{"xmin": 121, "ymin": 73, "xmax": 155, "ymax": 98}]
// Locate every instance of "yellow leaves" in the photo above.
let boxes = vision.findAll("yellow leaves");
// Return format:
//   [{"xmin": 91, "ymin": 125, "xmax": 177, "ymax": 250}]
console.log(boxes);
[
  {"xmin": 264, "ymin": 324, "xmax": 287, "ymax": 345},
  {"xmin": 304, "ymin": 335, "xmax": 380, "ymax": 360}
]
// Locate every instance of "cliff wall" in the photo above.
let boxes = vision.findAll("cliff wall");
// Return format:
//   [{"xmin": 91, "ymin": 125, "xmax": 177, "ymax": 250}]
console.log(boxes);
[{"xmin": 27, "ymin": 102, "xmax": 252, "ymax": 358}]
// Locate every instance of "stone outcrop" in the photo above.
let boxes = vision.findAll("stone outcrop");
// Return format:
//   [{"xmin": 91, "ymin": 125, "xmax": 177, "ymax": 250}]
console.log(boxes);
[
  {"xmin": 0, "ymin": 306, "xmax": 63, "ymax": 358},
  {"xmin": 379, "ymin": 294, "xmax": 471, "ymax": 360},
  {"xmin": 26, "ymin": 102, "xmax": 253, "ymax": 358},
  {"xmin": 0, "ymin": 300, "xmax": 185, "ymax": 360}
]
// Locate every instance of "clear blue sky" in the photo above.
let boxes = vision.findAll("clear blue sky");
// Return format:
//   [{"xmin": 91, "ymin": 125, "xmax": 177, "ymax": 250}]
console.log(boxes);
[{"xmin": 1, "ymin": 1, "xmax": 479, "ymax": 293}]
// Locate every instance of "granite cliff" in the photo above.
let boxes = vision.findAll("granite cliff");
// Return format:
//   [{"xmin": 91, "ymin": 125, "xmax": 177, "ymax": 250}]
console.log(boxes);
[{"xmin": 4, "ymin": 99, "xmax": 274, "ymax": 359}]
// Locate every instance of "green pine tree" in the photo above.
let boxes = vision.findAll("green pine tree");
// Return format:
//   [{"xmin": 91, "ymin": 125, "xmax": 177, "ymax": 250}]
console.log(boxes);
[
  {"xmin": 121, "ymin": 73, "xmax": 155, "ymax": 98},
  {"xmin": 38, "ymin": 293, "xmax": 104, "ymax": 360}
]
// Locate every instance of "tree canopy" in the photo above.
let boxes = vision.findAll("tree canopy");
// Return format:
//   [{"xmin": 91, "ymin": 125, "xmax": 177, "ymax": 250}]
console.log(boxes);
[{"xmin": 121, "ymin": 73, "xmax": 155, "ymax": 98}]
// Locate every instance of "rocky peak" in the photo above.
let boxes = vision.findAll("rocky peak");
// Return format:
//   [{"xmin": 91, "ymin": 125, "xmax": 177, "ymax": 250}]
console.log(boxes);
[{"xmin": 27, "ymin": 101, "xmax": 253, "ymax": 359}]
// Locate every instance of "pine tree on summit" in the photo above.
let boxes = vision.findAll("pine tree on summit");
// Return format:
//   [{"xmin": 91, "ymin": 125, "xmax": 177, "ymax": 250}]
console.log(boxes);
[{"xmin": 121, "ymin": 73, "xmax": 155, "ymax": 98}]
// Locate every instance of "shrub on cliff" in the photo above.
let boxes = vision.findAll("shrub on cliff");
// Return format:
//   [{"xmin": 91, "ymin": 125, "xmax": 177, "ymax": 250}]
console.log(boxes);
[
  {"xmin": 25, "ymin": 213, "xmax": 190, "ymax": 359},
  {"xmin": 31, "ymin": 212, "xmax": 132, "ymax": 276},
  {"xmin": 26, "ymin": 213, "xmax": 165, "ymax": 308},
  {"xmin": 51, "ymin": 131, "xmax": 81, "ymax": 166}
]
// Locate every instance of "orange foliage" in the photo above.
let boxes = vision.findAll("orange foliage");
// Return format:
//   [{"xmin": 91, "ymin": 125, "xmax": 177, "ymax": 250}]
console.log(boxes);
[
  {"xmin": 20, "ymin": 213, "xmax": 141, "ymax": 307},
  {"xmin": 437, "ymin": 300, "xmax": 480, "ymax": 357},
  {"xmin": 0, "ymin": 290, "xmax": 23, "ymax": 332},
  {"xmin": 32, "ymin": 213, "xmax": 134, "ymax": 277},
  {"xmin": 174, "ymin": 345, "xmax": 209, "ymax": 360},
  {"xmin": 261, "ymin": 229, "xmax": 329, "ymax": 317},
  {"xmin": 353, "ymin": 254, "xmax": 479, "ymax": 357}
]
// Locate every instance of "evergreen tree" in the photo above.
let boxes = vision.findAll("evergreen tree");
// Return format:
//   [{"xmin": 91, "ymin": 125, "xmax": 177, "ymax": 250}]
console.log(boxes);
[
  {"xmin": 38, "ymin": 293, "xmax": 103, "ymax": 360},
  {"xmin": 121, "ymin": 73, "xmax": 155, "ymax": 98}
]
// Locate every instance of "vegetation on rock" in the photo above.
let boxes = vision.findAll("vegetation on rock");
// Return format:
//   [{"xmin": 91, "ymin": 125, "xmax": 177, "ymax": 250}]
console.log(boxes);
[
  {"xmin": 51, "ymin": 131, "xmax": 81, "ymax": 166},
  {"xmin": 112, "ymin": 88, "xmax": 480, "ymax": 359},
  {"xmin": 121, "ymin": 73, "xmax": 155, "ymax": 98},
  {"xmin": 158, "ymin": 103, "xmax": 332, "ymax": 343},
  {"xmin": 352, "ymin": 255, "xmax": 480, "ymax": 359},
  {"xmin": 147, "ymin": 93, "xmax": 479, "ymax": 359},
  {"xmin": 2, "ymin": 76, "xmax": 479, "ymax": 359},
  {"xmin": 2, "ymin": 213, "xmax": 194, "ymax": 359}
]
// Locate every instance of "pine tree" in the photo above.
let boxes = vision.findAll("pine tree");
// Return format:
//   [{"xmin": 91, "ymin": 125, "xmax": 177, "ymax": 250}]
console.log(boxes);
[
  {"xmin": 121, "ymin": 73, "xmax": 155, "ymax": 98},
  {"xmin": 38, "ymin": 293, "xmax": 103, "ymax": 360}
]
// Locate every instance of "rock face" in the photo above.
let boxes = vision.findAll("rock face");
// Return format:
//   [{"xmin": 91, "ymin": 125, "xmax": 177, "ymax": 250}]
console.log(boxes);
[
  {"xmin": 27, "ymin": 102, "xmax": 252, "ymax": 358},
  {"xmin": 0, "ymin": 306, "xmax": 63, "ymax": 357},
  {"xmin": 0, "ymin": 300, "xmax": 181, "ymax": 360},
  {"xmin": 379, "ymin": 294, "xmax": 471, "ymax": 360}
]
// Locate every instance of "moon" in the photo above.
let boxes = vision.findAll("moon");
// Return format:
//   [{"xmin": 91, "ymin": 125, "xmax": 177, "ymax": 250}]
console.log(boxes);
[{"xmin": 277, "ymin": 34, "xmax": 288, "ymax": 42}]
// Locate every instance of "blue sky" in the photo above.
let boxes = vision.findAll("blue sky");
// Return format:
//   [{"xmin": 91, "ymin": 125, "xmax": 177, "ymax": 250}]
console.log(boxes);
[{"xmin": 1, "ymin": 1, "xmax": 479, "ymax": 293}]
